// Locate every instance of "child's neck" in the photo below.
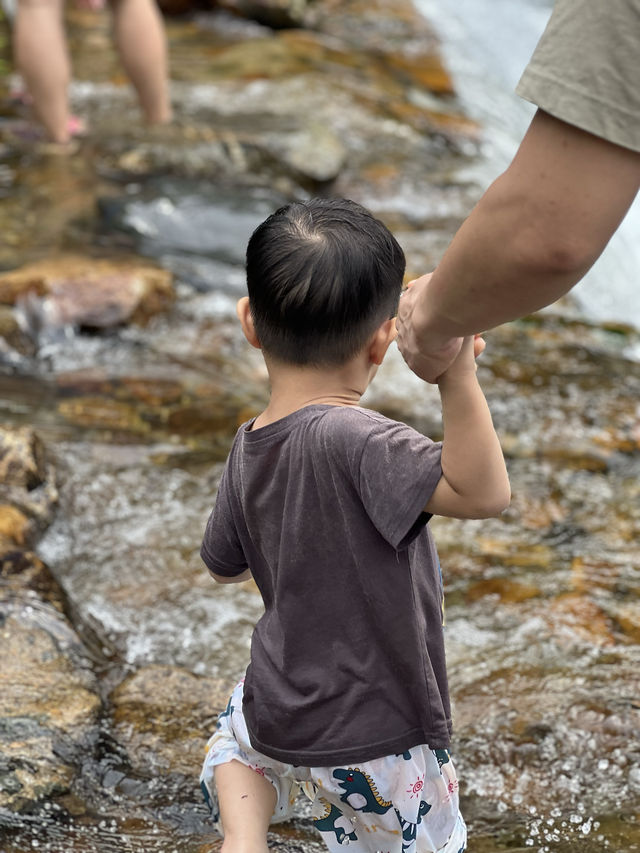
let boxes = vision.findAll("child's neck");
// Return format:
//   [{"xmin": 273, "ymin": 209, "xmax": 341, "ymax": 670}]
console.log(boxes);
[{"xmin": 254, "ymin": 357, "xmax": 373, "ymax": 429}]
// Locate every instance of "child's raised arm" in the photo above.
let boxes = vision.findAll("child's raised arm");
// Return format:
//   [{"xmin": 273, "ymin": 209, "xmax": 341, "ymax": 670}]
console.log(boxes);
[{"xmin": 424, "ymin": 336, "xmax": 510, "ymax": 519}]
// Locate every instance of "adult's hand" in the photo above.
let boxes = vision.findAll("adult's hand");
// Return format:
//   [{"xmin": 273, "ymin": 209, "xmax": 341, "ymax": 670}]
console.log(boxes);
[{"xmin": 396, "ymin": 273, "xmax": 463, "ymax": 383}]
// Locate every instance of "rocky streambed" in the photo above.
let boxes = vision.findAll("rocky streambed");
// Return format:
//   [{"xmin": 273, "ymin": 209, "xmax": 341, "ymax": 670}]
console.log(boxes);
[{"xmin": 1, "ymin": 1, "xmax": 639, "ymax": 851}]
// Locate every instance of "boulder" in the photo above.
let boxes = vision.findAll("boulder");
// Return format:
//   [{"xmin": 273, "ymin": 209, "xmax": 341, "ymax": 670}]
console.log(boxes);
[
  {"xmin": 0, "ymin": 595, "xmax": 102, "ymax": 812},
  {"xmin": 0, "ymin": 255, "xmax": 174, "ymax": 329}
]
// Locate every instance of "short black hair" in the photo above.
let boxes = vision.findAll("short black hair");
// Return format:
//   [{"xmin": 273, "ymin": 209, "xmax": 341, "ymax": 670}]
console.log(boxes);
[{"xmin": 245, "ymin": 197, "xmax": 405, "ymax": 366}]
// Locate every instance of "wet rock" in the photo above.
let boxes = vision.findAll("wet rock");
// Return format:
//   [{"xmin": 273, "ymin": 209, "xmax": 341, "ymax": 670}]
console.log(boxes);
[
  {"xmin": 0, "ymin": 305, "xmax": 35, "ymax": 358},
  {"xmin": 547, "ymin": 593, "xmax": 616, "ymax": 647},
  {"xmin": 215, "ymin": 0, "xmax": 311, "ymax": 29},
  {"xmin": 267, "ymin": 119, "xmax": 347, "ymax": 184},
  {"xmin": 0, "ymin": 505, "xmax": 30, "ymax": 546},
  {"xmin": 0, "ymin": 426, "xmax": 57, "ymax": 532},
  {"xmin": 57, "ymin": 396, "xmax": 151, "ymax": 436},
  {"xmin": 109, "ymin": 665, "xmax": 233, "ymax": 777},
  {"xmin": 103, "ymin": 183, "xmax": 282, "ymax": 266},
  {"xmin": 453, "ymin": 654, "xmax": 640, "ymax": 816},
  {"xmin": 0, "ymin": 425, "xmax": 47, "ymax": 491},
  {"xmin": 0, "ymin": 546, "xmax": 67, "ymax": 611},
  {"xmin": 465, "ymin": 577, "xmax": 541, "ymax": 604},
  {"xmin": 0, "ymin": 427, "xmax": 63, "ymax": 611},
  {"xmin": 0, "ymin": 594, "xmax": 102, "ymax": 812},
  {"xmin": 0, "ymin": 255, "xmax": 174, "ymax": 329},
  {"xmin": 608, "ymin": 602, "xmax": 640, "ymax": 644}
]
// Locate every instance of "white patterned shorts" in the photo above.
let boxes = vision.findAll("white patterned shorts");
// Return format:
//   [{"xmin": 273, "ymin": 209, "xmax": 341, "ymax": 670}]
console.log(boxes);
[{"xmin": 200, "ymin": 681, "xmax": 467, "ymax": 853}]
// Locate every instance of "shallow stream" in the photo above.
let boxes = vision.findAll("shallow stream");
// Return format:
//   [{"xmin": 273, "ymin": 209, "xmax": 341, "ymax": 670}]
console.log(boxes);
[{"xmin": 0, "ymin": 2, "xmax": 639, "ymax": 852}]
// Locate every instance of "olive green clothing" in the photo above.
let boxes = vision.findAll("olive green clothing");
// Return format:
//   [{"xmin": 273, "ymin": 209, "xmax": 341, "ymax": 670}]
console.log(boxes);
[{"xmin": 516, "ymin": 0, "xmax": 640, "ymax": 153}]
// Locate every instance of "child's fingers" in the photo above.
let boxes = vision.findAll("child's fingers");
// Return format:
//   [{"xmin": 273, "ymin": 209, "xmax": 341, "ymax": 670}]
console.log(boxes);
[{"xmin": 473, "ymin": 334, "xmax": 486, "ymax": 359}]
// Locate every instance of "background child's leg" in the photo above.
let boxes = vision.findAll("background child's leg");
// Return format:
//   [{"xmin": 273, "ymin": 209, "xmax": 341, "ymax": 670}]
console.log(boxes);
[
  {"xmin": 108, "ymin": 0, "xmax": 171, "ymax": 125},
  {"xmin": 13, "ymin": 0, "xmax": 72, "ymax": 143},
  {"xmin": 215, "ymin": 759, "xmax": 277, "ymax": 853}
]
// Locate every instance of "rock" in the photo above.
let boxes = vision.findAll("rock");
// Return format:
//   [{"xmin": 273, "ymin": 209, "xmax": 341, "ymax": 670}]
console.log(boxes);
[
  {"xmin": 0, "ymin": 255, "xmax": 174, "ymax": 329},
  {"xmin": 269, "ymin": 119, "xmax": 347, "ymax": 183},
  {"xmin": 0, "ymin": 425, "xmax": 47, "ymax": 491},
  {"xmin": 0, "ymin": 305, "xmax": 35, "ymax": 357},
  {"xmin": 547, "ymin": 593, "xmax": 616, "ymax": 647},
  {"xmin": 0, "ymin": 426, "xmax": 58, "ymax": 531},
  {"xmin": 57, "ymin": 397, "xmax": 150, "ymax": 436},
  {"xmin": 454, "ymin": 658, "xmax": 639, "ymax": 816},
  {"xmin": 608, "ymin": 602, "xmax": 640, "ymax": 643},
  {"xmin": 109, "ymin": 665, "xmax": 233, "ymax": 777},
  {"xmin": 0, "ymin": 595, "xmax": 102, "ymax": 812},
  {"xmin": 215, "ymin": 0, "xmax": 311, "ymax": 29},
  {"xmin": 0, "ymin": 505, "xmax": 30, "ymax": 546},
  {"xmin": 465, "ymin": 577, "xmax": 540, "ymax": 604},
  {"xmin": 0, "ymin": 547, "xmax": 67, "ymax": 611}
]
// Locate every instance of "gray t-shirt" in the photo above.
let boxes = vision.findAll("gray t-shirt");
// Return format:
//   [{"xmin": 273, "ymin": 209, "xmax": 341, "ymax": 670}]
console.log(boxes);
[
  {"xmin": 201, "ymin": 404, "xmax": 451, "ymax": 766},
  {"xmin": 516, "ymin": 0, "xmax": 640, "ymax": 152}
]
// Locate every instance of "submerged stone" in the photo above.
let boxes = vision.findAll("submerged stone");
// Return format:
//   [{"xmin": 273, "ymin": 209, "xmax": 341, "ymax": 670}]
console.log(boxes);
[{"xmin": 110, "ymin": 665, "xmax": 233, "ymax": 777}]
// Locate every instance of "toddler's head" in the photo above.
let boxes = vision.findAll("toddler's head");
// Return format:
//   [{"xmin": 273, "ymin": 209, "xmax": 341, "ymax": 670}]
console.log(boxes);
[{"xmin": 246, "ymin": 198, "xmax": 405, "ymax": 366}]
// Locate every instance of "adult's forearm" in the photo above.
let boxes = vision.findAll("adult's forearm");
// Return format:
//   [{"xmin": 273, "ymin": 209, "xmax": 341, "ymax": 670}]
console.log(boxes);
[{"xmin": 417, "ymin": 110, "xmax": 640, "ymax": 339}]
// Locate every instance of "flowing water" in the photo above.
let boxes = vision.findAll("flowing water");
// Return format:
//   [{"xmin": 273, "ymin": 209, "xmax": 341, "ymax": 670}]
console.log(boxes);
[{"xmin": 1, "ymin": 2, "xmax": 639, "ymax": 852}]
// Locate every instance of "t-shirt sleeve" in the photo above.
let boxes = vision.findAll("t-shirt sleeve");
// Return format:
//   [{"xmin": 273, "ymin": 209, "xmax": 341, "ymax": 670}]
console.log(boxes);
[
  {"xmin": 200, "ymin": 465, "xmax": 248, "ymax": 577},
  {"xmin": 355, "ymin": 416, "xmax": 442, "ymax": 550},
  {"xmin": 515, "ymin": 0, "xmax": 640, "ymax": 153}
]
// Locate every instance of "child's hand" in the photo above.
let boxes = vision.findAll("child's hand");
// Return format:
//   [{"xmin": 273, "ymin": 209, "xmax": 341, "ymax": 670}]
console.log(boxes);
[{"xmin": 437, "ymin": 335, "xmax": 484, "ymax": 382}]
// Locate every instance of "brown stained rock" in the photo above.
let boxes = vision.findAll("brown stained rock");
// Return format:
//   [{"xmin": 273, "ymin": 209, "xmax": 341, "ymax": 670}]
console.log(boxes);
[
  {"xmin": 0, "ymin": 596, "xmax": 102, "ymax": 811},
  {"xmin": 473, "ymin": 536, "xmax": 555, "ymax": 570},
  {"xmin": 308, "ymin": 0, "xmax": 457, "ymax": 97},
  {"xmin": 166, "ymin": 400, "xmax": 244, "ymax": 435},
  {"xmin": 384, "ymin": 99, "xmax": 480, "ymax": 138},
  {"xmin": 547, "ymin": 593, "xmax": 616, "ymax": 647},
  {"xmin": 0, "ymin": 505, "xmax": 30, "ymax": 546},
  {"xmin": 0, "ymin": 426, "xmax": 58, "ymax": 540},
  {"xmin": 569, "ymin": 556, "xmax": 631, "ymax": 595},
  {"xmin": 0, "ymin": 603, "xmax": 100, "ymax": 725},
  {"xmin": 0, "ymin": 545, "xmax": 67, "ymax": 611},
  {"xmin": 118, "ymin": 377, "xmax": 185, "ymax": 407},
  {"xmin": 0, "ymin": 425, "xmax": 47, "ymax": 491},
  {"xmin": 56, "ymin": 370, "xmax": 185, "ymax": 407},
  {"xmin": 608, "ymin": 602, "xmax": 640, "ymax": 644},
  {"xmin": 381, "ymin": 51, "xmax": 455, "ymax": 96},
  {"xmin": 507, "ymin": 493, "xmax": 569, "ymax": 533},
  {"xmin": 0, "ymin": 255, "xmax": 174, "ymax": 328},
  {"xmin": 0, "ymin": 305, "xmax": 36, "ymax": 356},
  {"xmin": 57, "ymin": 397, "xmax": 150, "ymax": 434},
  {"xmin": 110, "ymin": 665, "xmax": 234, "ymax": 776},
  {"xmin": 465, "ymin": 577, "xmax": 541, "ymax": 604}
]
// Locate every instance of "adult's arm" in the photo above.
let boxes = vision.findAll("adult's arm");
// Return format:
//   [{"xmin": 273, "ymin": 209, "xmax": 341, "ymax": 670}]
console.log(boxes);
[{"xmin": 396, "ymin": 109, "xmax": 640, "ymax": 382}]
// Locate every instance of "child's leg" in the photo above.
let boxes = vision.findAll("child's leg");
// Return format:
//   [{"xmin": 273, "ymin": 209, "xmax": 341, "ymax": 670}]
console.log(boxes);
[
  {"xmin": 13, "ymin": 0, "xmax": 72, "ymax": 143},
  {"xmin": 108, "ymin": 0, "xmax": 171, "ymax": 124},
  {"xmin": 214, "ymin": 759, "xmax": 277, "ymax": 853}
]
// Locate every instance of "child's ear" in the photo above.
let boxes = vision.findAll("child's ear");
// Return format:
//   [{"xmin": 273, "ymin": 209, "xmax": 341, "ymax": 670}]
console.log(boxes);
[
  {"xmin": 369, "ymin": 318, "xmax": 397, "ymax": 366},
  {"xmin": 236, "ymin": 297, "xmax": 261, "ymax": 349}
]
